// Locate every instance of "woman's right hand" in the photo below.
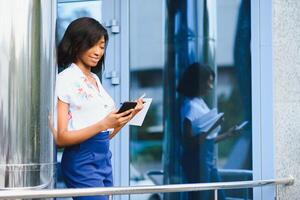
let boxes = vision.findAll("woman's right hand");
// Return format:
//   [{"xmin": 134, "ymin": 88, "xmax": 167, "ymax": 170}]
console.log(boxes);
[
  {"xmin": 225, "ymin": 125, "xmax": 242, "ymax": 137},
  {"xmin": 101, "ymin": 109, "xmax": 134, "ymax": 129}
]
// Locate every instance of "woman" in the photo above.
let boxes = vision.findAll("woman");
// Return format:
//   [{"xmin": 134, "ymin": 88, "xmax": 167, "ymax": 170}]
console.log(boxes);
[
  {"xmin": 53, "ymin": 17, "xmax": 143, "ymax": 200},
  {"xmin": 177, "ymin": 63, "xmax": 240, "ymax": 200}
]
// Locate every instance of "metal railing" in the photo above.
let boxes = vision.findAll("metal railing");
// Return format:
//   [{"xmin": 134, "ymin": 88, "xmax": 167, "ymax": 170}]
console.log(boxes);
[
  {"xmin": 146, "ymin": 169, "xmax": 252, "ymax": 199},
  {"xmin": 0, "ymin": 176, "xmax": 294, "ymax": 199}
]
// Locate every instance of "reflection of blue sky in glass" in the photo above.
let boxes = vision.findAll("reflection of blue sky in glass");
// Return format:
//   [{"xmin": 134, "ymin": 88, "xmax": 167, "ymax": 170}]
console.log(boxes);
[{"xmin": 57, "ymin": 1, "xmax": 102, "ymax": 42}]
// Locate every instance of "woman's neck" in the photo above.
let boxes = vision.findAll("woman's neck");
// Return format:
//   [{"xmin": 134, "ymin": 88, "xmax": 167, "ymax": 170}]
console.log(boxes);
[{"xmin": 74, "ymin": 60, "xmax": 91, "ymax": 76}]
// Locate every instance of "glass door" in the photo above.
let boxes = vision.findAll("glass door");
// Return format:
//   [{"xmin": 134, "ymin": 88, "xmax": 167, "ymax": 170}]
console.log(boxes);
[
  {"xmin": 128, "ymin": 0, "xmax": 253, "ymax": 200},
  {"xmin": 56, "ymin": 1, "xmax": 128, "ymax": 199},
  {"xmin": 128, "ymin": 0, "xmax": 165, "ymax": 198}
]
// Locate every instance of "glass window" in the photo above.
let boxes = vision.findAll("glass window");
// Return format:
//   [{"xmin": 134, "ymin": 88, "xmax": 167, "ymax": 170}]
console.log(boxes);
[
  {"xmin": 129, "ymin": 0, "xmax": 252, "ymax": 199},
  {"xmin": 129, "ymin": 1, "xmax": 165, "ymax": 199},
  {"xmin": 57, "ymin": 0, "xmax": 103, "ymax": 43}
]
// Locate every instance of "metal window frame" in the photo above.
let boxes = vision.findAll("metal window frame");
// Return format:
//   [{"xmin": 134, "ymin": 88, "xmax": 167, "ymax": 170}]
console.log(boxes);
[{"xmin": 251, "ymin": 0, "xmax": 274, "ymax": 199}]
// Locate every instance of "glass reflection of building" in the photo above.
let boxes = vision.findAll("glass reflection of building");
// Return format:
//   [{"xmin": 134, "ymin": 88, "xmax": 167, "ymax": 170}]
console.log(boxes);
[{"xmin": 129, "ymin": 0, "xmax": 252, "ymax": 199}]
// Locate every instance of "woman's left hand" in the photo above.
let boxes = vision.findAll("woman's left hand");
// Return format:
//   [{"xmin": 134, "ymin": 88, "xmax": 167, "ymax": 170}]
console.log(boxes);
[
  {"xmin": 131, "ymin": 98, "xmax": 144, "ymax": 118},
  {"xmin": 109, "ymin": 99, "xmax": 144, "ymax": 139}
]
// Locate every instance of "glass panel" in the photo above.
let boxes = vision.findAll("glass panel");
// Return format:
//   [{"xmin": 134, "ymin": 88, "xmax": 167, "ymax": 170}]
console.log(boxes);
[
  {"xmin": 217, "ymin": 0, "xmax": 252, "ymax": 169},
  {"xmin": 216, "ymin": 0, "xmax": 252, "ymax": 198},
  {"xmin": 57, "ymin": 0, "xmax": 103, "ymax": 43},
  {"xmin": 129, "ymin": 0, "xmax": 164, "ymax": 200},
  {"xmin": 129, "ymin": 0, "xmax": 252, "ymax": 200}
]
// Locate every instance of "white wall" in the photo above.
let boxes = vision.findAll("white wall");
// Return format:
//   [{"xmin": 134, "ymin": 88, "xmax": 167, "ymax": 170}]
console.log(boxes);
[{"xmin": 273, "ymin": 1, "xmax": 300, "ymax": 199}]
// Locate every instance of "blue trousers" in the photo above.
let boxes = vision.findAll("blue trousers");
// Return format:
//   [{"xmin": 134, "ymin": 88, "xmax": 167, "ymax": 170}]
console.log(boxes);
[
  {"xmin": 61, "ymin": 131, "xmax": 113, "ymax": 200},
  {"xmin": 182, "ymin": 139, "xmax": 226, "ymax": 200}
]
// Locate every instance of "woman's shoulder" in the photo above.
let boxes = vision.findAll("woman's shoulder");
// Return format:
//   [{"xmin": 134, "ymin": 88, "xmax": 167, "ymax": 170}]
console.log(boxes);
[
  {"xmin": 57, "ymin": 66, "xmax": 73, "ymax": 77},
  {"xmin": 183, "ymin": 97, "xmax": 199, "ymax": 106},
  {"xmin": 183, "ymin": 97, "xmax": 207, "ymax": 110},
  {"xmin": 182, "ymin": 98, "xmax": 194, "ymax": 112},
  {"xmin": 57, "ymin": 66, "xmax": 78, "ymax": 83}
]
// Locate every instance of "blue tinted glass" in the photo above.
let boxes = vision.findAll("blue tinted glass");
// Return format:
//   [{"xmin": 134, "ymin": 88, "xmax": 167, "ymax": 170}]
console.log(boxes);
[
  {"xmin": 129, "ymin": 0, "xmax": 252, "ymax": 199},
  {"xmin": 57, "ymin": 0, "xmax": 102, "ymax": 43}
]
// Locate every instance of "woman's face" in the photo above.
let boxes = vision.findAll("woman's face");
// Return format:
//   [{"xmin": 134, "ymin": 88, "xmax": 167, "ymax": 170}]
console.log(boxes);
[
  {"xmin": 206, "ymin": 75, "xmax": 214, "ymax": 93},
  {"xmin": 77, "ymin": 36, "xmax": 106, "ymax": 68}
]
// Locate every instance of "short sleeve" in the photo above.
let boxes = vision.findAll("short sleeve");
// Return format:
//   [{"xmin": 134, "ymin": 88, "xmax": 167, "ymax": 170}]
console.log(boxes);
[
  {"xmin": 55, "ymin": 75, "xmax": 71, "ymax": 104},
  {"xmin": 181, "ymin": 101, "xmax": 198, "ymax": 123}
]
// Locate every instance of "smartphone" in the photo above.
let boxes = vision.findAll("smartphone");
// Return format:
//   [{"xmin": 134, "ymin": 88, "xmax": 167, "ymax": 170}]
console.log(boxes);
[
  {"xmin": 236, "ymin": 121, "xmax": 249, "ymax": 130},
  {"xmin": 117, "ymin": 102, "xmax": 137, "ymax": 114}
]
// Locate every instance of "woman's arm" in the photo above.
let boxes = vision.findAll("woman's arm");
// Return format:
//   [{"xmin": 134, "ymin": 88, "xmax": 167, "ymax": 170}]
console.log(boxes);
[
  {"xmin": 48, "ymin": 114, "xmax": 58, "ymax": 142},
  {"xmin": 55, "ymin": 99, "xmax": 134, "ymax": 147},
  {"xmin": 182, "ymin": 118, "xmax": 210, "ymax": 148},
  {"xmin": 214, "ymin": 125, "xmax": 240, "ymax": 143},
  {"xmin": 109, "ymin": 126, "xmax": 123, "ymax": 139}
]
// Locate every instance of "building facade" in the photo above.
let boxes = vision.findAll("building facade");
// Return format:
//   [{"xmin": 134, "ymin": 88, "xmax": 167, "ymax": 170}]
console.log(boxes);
[{"xmin": 0, "ymin": 0, "xmax": 300, "ymax": 200}]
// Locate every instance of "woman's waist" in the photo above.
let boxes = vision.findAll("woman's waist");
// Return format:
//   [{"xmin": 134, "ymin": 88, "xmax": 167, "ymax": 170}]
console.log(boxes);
[
  {"xmin": 65, "ymin": 131, "xmax": 110, "ymax": 153},
  {"xmin": 183, "ymin": 138, "xmax": 215, "ymax": 151},
  {"xmin": 85, "ymin": 131, "xmax": 110, "ymax": 141},
  {"xmin": 67, "ymin": 117, "xmax": 112, "ymax": 136}
]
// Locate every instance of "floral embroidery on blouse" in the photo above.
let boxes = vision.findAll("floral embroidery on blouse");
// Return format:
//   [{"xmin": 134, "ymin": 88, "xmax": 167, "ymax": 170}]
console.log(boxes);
[
  {"xmin": 74, "ymin": 80, "xmax": 94, "ymax": 100},
  {"xmin": 83, "ymin": 77, "xmax": 101, "ymax": 97},
  {"xmin": 83, "ymin": 77, "xmax": 94, "ymax": 90},
  {"xmin": 56, "ymin": 63, "xmax": 115, "ymax": 131}
]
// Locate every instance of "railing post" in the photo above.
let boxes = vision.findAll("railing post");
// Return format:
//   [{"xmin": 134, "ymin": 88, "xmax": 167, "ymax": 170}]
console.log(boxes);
[
  {"xmin": 275, "ymin": 185, "xmax": 279, "ymax": 200},
  {"xmin": 214, "ymin": 189, "xmax": 218, "ymax": 200}
]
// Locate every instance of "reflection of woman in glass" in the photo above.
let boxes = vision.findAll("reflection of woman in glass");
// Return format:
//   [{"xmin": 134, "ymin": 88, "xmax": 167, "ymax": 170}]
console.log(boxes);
[
  {"xmin": 53, "ymin": 17, "xmax": 143, "ymax": 200},
  {"xmin": 177, "ymin": 63, "xmax": 239, "ymax": 200}
]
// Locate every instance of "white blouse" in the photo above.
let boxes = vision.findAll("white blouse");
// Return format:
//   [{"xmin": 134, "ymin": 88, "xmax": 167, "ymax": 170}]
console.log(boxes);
[
  {"xmin": 55, "ymin": 63, "xmax": 115, "ymax": 131},
  {"xmin": 181, "ymin": 97, "xmax": 219, "ymax": 139}
]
